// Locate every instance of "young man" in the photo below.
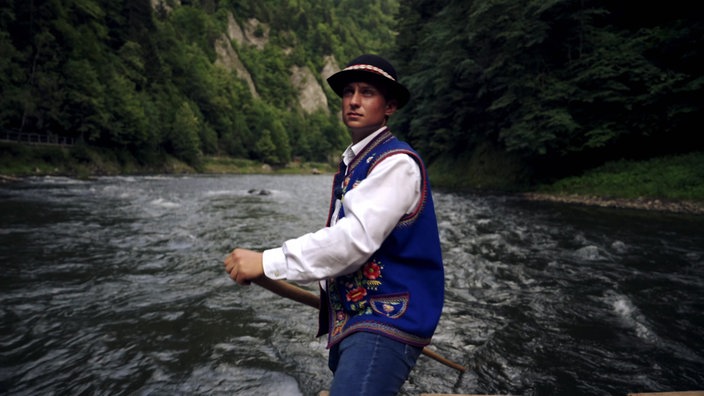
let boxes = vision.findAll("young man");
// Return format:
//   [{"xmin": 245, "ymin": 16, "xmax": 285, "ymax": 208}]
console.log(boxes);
[{"xmin": 225, "ymin": 54, "xmax": 444, "ymax": 395}]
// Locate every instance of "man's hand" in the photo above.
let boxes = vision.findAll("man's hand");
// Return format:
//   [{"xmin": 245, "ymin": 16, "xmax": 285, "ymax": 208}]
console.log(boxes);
[{"xmin": 224, "ymin": 248, "xmax": 264, "ymax": 285}]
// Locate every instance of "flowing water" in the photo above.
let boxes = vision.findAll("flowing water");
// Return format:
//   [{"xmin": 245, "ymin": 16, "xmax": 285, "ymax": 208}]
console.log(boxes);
[{"xmin": 1, "ymin": 175, "xmax": 702, "ymax": 396}]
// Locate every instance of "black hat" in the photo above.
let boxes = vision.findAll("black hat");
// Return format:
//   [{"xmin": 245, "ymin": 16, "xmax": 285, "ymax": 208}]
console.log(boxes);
[{"xmin": 327, "ymin": 54, "xmax": 410, "ymax": 108}]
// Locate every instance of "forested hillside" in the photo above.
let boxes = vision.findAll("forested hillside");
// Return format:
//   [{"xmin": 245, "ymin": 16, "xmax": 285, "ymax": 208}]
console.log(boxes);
[
  {"xmin": 1, "ymin": 0, "xmax": 702, "ymax": 188},
  {"xmin": 0, "ymin": 0, "xmax": 399, "ymax": 168},
  {"xmin": 391, "ymin": 0, "xmax": 703, "ymax": 186}
]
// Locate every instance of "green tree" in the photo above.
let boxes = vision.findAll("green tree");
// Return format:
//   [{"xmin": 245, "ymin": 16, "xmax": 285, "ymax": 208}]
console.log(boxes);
[
  {"xmin": 270, "ymin": 117, "xmax": 291, "ymax": 165},
  {"xmin": 170, "ymin": 101, "xmax": 203, "ymax": 166},
  {"xmin": 255, "ymin": 129, "xmax": 278, "ymax": 164},
  {"xmin": 102, "ymin": 72, "xmax": 150, "ymax": 149},
  {"xmin": 0, "ymin": 25, "xmax": 25, "ymax": 128},
  {"xmin": 62, "ymin": 58, "xmax": 109, "ymax": 142}
]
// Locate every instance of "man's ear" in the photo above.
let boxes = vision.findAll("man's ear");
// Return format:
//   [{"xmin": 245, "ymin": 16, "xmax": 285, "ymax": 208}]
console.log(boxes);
[{"xmin": 385, "ymin": 99, "xmax": 398, "ymax": 115}]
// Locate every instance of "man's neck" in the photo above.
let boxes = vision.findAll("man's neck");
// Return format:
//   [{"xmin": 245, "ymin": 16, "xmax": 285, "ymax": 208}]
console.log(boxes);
[{"xmin": 349, "ymin": 124, "xmax": 386, "ymax": 144}]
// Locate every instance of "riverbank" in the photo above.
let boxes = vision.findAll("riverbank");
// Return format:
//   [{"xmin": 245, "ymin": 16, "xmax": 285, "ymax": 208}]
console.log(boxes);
[
  {"xmin": 519, "ymin": 192, "xmax": 704, "ymax": 215},
  {"xmin": 428, "ymin": 150, "xmax": 704, "ymax": 216},
  {"xmin": 0, "ymin": 142, "xmax": 334, "ymax": 179},
  {"xmin": 523, "ymin": 151, "xmax": 704, "ymax": 215},
  {"xmin": 3, "ymin": 173, "xmax": 703, "ymax": 216},
  {"xmin": 2, "ymin": 143, "xmax": 702, "ymax": 215}
]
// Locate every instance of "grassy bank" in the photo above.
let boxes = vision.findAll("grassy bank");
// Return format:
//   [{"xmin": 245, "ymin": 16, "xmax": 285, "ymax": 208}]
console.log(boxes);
[
  {"xmin": 526, "ymin": 152, "xmax": 704, "ymax": 214},
  {"xmin": 535, "ymin": 151, "xmax": 704, "ymax": 202},
  {"xmin": 427, "ymin": 149, "xmax": 704, "ymax": 214}
]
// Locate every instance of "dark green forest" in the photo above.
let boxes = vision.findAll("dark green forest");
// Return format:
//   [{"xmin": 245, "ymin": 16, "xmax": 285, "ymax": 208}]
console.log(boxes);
[
  {"xmin": 391, "ymin": 0, "xmax": 702, "ymax": 186},
  {"xmin": 1, "ymin": 0, "xmax": 702, "ymax": 187}
]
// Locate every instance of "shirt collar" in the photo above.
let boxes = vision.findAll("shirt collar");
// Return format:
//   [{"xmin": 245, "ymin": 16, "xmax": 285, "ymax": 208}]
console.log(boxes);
[{"xmin": 342, "ymin": 126, "xmax": 388, "ymax": 166}]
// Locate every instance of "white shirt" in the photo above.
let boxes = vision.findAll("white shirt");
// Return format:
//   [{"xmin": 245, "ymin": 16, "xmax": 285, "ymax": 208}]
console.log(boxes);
[{"xmin": 262, "ymin": 128, "xmax": 422, "ymax": 284}]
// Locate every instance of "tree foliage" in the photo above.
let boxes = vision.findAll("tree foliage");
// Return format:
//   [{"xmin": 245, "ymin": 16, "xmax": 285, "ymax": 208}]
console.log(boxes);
[
  {"xmin": 0, "ymin": 0, "xmax": 398, "ymax": 167},
  {"xmin": 2, "ymin": 0, "xmax": 700, "ymax": 182},
  {"xmin": 392, "ymin": 0, "xmax": 703, "ymax": 179}
]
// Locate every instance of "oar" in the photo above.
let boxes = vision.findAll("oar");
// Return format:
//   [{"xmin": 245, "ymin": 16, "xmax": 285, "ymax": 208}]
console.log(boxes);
[{"xmin": 253, "ymin": 277, "xmax": 467, "ymax": 372}]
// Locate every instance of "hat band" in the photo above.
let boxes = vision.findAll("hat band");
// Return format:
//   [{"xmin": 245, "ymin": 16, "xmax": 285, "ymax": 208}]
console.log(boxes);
[{"xmin": 342, "ymin": 64, "xmax": 396, "ymax": 81}]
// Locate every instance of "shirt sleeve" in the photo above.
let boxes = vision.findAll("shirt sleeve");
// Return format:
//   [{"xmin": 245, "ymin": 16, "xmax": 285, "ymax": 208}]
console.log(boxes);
[{"xmin": 262, "ymin": 153, "xmax": 421, "ymax": 283}]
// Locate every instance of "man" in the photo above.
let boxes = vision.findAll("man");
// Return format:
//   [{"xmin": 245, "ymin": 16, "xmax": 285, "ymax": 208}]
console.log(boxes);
[{"xmin": 225, "ymin": 54, "xmax": 444, "ymax": 395}]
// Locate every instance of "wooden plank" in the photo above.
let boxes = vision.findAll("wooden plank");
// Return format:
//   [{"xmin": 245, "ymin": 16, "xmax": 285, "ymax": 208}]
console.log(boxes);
[
  {"xmin": 422, "ymin": 393, "xmax": 704, "ymax": 396},
  {"xmin": 322, "ymin": 391, "xmax": 704, "ymax": 396},
  {"xmin": 628, "ymin": 392, "xmax": 704, "ymax": 396},
  {"xmin": 324, "ymin": 393, "xmax": 506, "ymax": 396}
]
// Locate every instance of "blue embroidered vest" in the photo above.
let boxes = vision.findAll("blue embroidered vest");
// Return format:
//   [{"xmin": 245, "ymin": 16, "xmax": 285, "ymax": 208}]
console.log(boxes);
[{"xmin": 318, "ymin": 128, "xmax": 444, "ymax": 348}]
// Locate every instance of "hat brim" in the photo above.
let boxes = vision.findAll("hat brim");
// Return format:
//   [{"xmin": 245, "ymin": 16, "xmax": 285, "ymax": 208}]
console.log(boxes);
[{"xmin": 327, "ymin": 69, "xmax": 410, "ymax": 109}]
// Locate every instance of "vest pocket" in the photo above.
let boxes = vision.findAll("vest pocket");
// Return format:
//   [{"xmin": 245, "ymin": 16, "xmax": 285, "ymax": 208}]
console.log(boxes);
[{"xmin": 369, "ymin": 293, "xmax": 409, "ymax": 319}]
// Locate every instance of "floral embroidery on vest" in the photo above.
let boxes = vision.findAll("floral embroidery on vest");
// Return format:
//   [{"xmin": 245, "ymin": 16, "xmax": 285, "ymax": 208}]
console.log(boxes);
[{"xmin": 329, "ymin": 260, "xmax": 385, "ymax": 336}]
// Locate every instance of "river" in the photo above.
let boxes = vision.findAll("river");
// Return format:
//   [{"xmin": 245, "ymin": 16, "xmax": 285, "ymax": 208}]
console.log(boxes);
[{"xmin": 1, "ymin": 174, "xmax": 702, "ymax": 395}]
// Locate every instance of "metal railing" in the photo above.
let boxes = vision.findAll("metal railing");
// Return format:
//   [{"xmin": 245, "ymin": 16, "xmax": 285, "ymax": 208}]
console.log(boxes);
[{"xmin": 0, "ymin": 130, "xmax": 75, "ymax": 146}]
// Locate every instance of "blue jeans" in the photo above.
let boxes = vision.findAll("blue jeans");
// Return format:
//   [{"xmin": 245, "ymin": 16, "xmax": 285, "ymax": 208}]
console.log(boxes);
[{"xmin": 328, "ymin": 332, "xmax": 423, "ymax": 396}]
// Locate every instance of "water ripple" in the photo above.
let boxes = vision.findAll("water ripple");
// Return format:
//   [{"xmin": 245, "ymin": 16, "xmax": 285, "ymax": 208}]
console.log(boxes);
[{"xmin": 1, "ymin": 176, "xmax": 703, "ymax": 396}]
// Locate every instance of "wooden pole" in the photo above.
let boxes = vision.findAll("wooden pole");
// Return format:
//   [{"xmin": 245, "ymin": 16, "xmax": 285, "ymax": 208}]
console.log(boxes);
[{"xmin": 252, "ymin": 277, "xmax": 467, "ymax": 373}]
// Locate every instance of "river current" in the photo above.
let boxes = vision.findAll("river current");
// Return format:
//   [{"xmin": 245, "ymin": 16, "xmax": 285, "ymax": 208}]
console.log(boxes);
[{"xmin": 1, "ymin": 174, "xmax": 702, "ymax": 395}]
